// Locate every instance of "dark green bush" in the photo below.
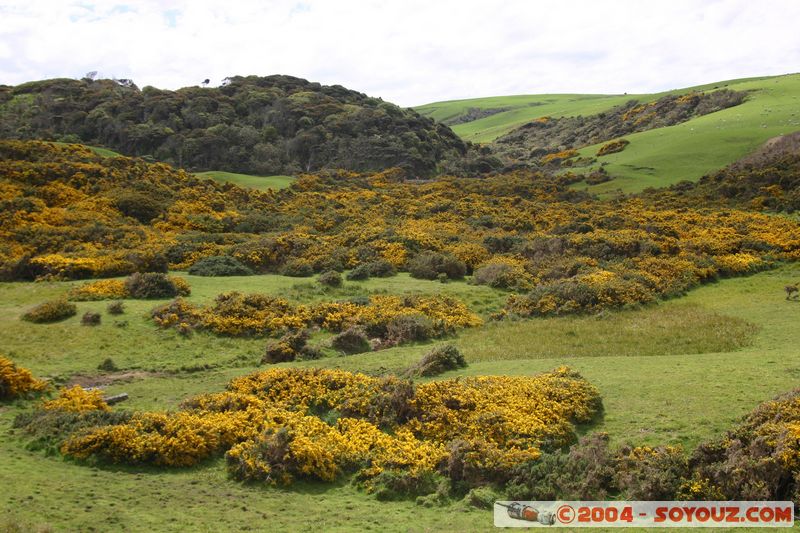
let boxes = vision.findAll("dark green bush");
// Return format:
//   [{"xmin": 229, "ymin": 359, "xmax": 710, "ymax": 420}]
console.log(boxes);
[
  {"xmin": 297, "ymin": 345, "xmax": 323, "ymax": 360},
  {"xmin": 124, "ymin": 272, "xmax": 179, "ymax": 299},
  {"xmin": 81, "ymin": 311, "xmax": 101, "ymax": 326},
  {"xmin": 365, "ymin": 260, "xmax": 397, "ymax": 277},
  {"xmin": 386, "ymin": 315, "xmax": 435, "ymax": 345},
  {"xmin": 683, "ymin": 388, "xmax": 800, "ymax": 501},
  {"xmin": 368, "ymin": 470, "xmax": 443, "ymax": 501},
  {"xmin": 506, "ymin": 433, "xmax": 617, "ymax": 501},
  {"xmin": 262, "ymin": 330, "xmax": 310, "ymax": 364},
  {"xmin": 111, "ymin": 190, "xmax": 169, "ymax": 223},
  {"xmin": 346, "ymin": 264, "xmax": 370, "ymax": 281},
  {"xmin": 472, "ymin": 263, "xmax": 519, "ymax": 289},
  {"xmin": 462, "ymin": 486, "xmax": 501, "ymax": 510},
  {"xmin": 280, "ymin": 258, "xmax": 314, "ymax": 277},
  {"xmin": 616, "ymin": 444, "xmax": 688, "ymax": 500},
  {"xmin": 408, "ymin": 251, "xmax": 466, "ymax": 280},
  {"xmin": 331, "ymin": 326, "xmax": 371, "ymax": 354},
  {"xmin": 317, "ymin": 270, "xmax": 343, "ymax": 288},
  {"xmin": 97, "ymin": 357, "xmax": 118, "ymax": 372},
  {"xmin": 107, "ymin": 301, "xmax": 125, "ymax": 315},
  {"xmin": 408, "ymin": 344, "xmax": 467, "ymax": 377},
  {"xmin": 21, "ymin": 299, "xmax": 77, "ymax": 323},
  {"xmin": 187, "ymin": 256, "xmax": 253, "ymax": 277}
]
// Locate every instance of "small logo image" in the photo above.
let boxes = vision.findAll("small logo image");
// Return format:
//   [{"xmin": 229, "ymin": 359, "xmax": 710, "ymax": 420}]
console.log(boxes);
[{"xmin": 495, "ymin": 501, "xmax": 556, "ymax": 525}]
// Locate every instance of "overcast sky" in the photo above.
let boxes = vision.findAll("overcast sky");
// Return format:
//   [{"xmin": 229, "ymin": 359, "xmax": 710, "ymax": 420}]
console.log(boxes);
[{"xmin": 1, "ymin": 0, "xmax": 799, "ymax": 107}]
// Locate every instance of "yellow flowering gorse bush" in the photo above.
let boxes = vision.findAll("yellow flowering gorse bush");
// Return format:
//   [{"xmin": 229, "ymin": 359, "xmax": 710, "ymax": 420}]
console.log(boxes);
[
  {"xmin": 151, "ymin": 292, "xmax": 481, "ymax": 340},
  {"xmin": 60, "ymin": 367, "xmax": 601, "ymax": 489},
  {"xmin": 0, "ymin": 355, "xmax": 48, "ymax": 400},
  {"xmin": 43, "ymin": 385, "xmax": 110, "ymax": 412}
]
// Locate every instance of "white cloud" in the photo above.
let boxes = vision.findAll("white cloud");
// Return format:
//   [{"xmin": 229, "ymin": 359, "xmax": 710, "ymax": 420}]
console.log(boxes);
[{"xmin": 0, "ymin": 0, "xmax": 798, "ymax": 106}]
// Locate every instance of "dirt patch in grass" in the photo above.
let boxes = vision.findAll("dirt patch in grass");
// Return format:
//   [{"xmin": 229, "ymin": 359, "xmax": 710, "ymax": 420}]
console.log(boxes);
[{"xmin": 67, "ymin": 371, "xmax": 165, "ymax": 388}]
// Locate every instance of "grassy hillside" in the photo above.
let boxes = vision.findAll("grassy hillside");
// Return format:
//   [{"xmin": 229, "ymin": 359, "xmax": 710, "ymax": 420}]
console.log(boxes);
[
  {"xmin": 195, "ymin": 171, "xmax": 295, "ymax": 191},
  {"xmin": 415, "ymin": 93, "xmax": 644, "ymax": 143},
  {"xmin": 417, "ymin": 73, "xmax": 800, "ymax": 192},
  {"xmin": 579, "ymin": 74, "xmax": 800, "ymax": 193},
  {"xmin": 2, "ymin": 265, "xmax": 799, "ymax": 531},
  {"xmin": 415, "ymin": 74, "xmax": 783, "ymax": 143}
]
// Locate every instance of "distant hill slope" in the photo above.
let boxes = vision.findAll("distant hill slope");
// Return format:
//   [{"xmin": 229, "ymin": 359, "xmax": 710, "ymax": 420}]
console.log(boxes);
[
  {"xmin": 418, "ymin": 74, "xmax": 800, "ymax": 192},
  {"xmin": 415, "ymin": 93, "xmax": 645, "ymax": 143},
  {"xmin": 415, "ymin": 74, "xmax": 782, "ymax": 143},
  {"xmin": 579, "ymin": 74, "xmax": 800, "ymax": 193},
  {"xmin": 0, "ymin": 75, "xmax": 466, "ymax": 177}
]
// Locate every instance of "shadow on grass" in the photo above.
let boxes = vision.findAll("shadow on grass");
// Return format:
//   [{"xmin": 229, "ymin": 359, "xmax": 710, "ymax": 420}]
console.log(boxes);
[{"xmin": 575, "ymin": 403, "xmax": 606, "ymax": 439}]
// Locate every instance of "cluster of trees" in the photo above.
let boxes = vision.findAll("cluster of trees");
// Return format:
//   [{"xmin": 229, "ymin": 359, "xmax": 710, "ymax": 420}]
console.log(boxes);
[{"xmin": 0, "ymin": 75, "xmax": 467, "ymax": 176}]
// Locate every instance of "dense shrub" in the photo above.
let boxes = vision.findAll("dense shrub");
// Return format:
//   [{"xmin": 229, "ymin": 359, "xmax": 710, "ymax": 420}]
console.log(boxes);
[
  {"xmin": 615, "ymin": 445, "xmax": 688, "ymax": 500},
  {"xmin": 263, "ymin": 330, "xmax": 311, "ymax": 364},
  {"xmin": 281, "ymin": 259, "xmax": 314, "ymax": 277},
  {"xmin": 97, "ymin": 358, "xmax": 118, "ymax": 372},
  {"xmin": 297, "ymin": 346, "xmax": 323, "ymax": 361},
  {"xmin": 27, "ymin": 366, "xmax": 600, "ymax": 497},
  {"xmin": 107, "ymin": 301, "xmax": 125, "ymax": 315},
  {"xmin": 225, "ymin": 427, "xmax": 294, "ymax": 484},
  {"xmin": 317, "ymin": 270, "xmax": 342, "ymax": 288},
  {"xmin": 187, "ymin": 256, "xmax": 253, "ymax": 277},
  {"xmin": 347, "ymin": 260, "xmax": 396, "ymax": 281},
  {"xmin": 506, "ymin": 433, "xmax": 617, "ymax": 500},
  {"xmin": 346, "ymin": 264, "xmax": 370, "ymax": 281},
  {"xmin": 13, "ymin": 407, "xmax": 131, "ymax": 455},
  {"xmin": 21, "ymin": 299, "xmax": 77, "ymax": 323},
  {"xmin": 365, "ymin": 260, "xmax": 397, "ymax": 278},
  {"xmin": 507, "ymin": 272, "xmax": 653, "ymax": 316},
  {"xmin": 124, "ymin": 272, "xmax": 183, "ymax": 299},
  {"xmin": 472, "ymin": 259, "xmax": 532, "ymax": 290},
  {"xmin": 152, "ymin": 292, "xmax": 480, "ymax": 342},
  {"xmin": 682, "ymin": 388, "xmax": 800, "ymax": 502},
  {"xmin": 263, "ymin": 342, "xmax": 296, "ymax": 364},
  {"xmin": 369, "ymin": 470, "xmax": 443, "ymax": 501},
  {"xmin": 408, "ymin": 345, "xmax": 467, "ymax": 377},
  {"xmin": 408, "ymin": 252, "xmax": 466, "ymax": 280},
  {"xmin": 81, "ymin": 311, "xmax": 101, "ymax": 326},
  {"xmin": 112, "ymin": 190, "xmax": 169, "ymax": 223},
  {"xmin": 331, "ymin": 326, "xmax": 371, "ymax": 354},
  {"xmin": 386, "ymin": 315, "xmax": 436, "ymax": 345}
]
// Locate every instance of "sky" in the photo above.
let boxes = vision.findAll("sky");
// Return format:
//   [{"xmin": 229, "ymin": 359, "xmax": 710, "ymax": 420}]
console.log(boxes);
[{"xmin": 1, "ymin": 0, "xmax": 799, "ymax": 107}]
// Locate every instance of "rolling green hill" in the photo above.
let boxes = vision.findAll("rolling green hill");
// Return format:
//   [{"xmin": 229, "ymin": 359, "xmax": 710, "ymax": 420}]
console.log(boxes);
[
  {"xmin": 417, "ymin": 73, "xmax": 800, "ymax": 192},
  {"xmin": 416, "ymin": 92, "xmax": 646, "ymax": 143},
  {"xmin": 578, "ymin": 74, "xmax": 800, "ymax": 193}
]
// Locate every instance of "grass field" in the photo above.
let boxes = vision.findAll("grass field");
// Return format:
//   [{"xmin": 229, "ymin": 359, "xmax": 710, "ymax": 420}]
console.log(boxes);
[
  {"xmin": 51, "ymin": 142, "xmax": 121, "ymax": 158},
  {"xmin": 2, "ymin": 264, "xmax": 800, "ymax": 531},
  {"xmin": 195, "ymin": 171, "xmax": 295, "ymax": 191}
]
